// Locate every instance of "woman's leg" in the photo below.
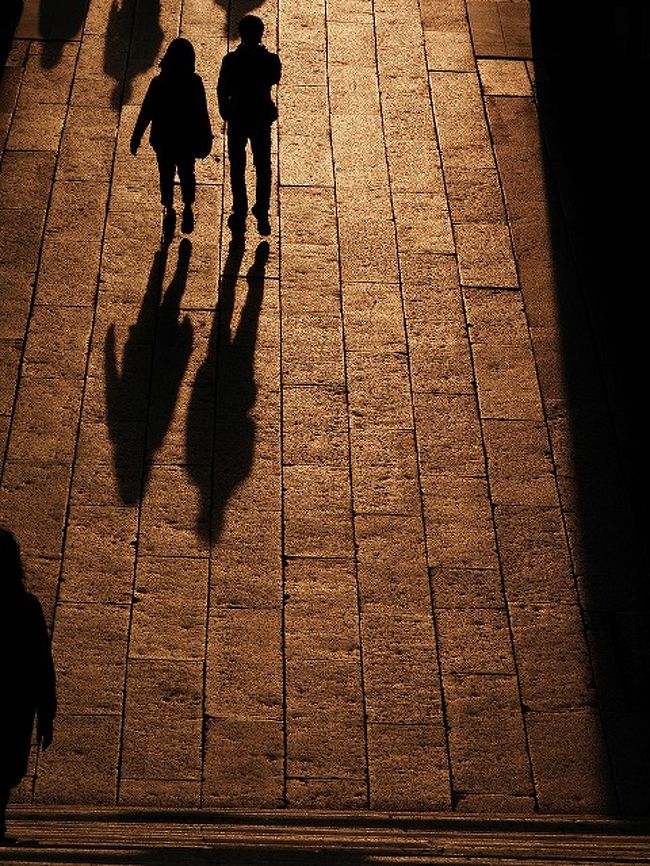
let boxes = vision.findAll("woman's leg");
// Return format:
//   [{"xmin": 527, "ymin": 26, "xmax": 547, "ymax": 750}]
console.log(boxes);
[{"xmin": 156, "ymin": 152, "xmax": 176, "ymax": 209}]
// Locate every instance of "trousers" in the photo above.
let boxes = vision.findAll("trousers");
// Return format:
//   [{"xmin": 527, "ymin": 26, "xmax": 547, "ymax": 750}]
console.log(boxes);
[
  {"xmin": 227, "ymin": 121, "xmax": 272, "ymax": 216},
  {"xmin": 156, "ymin": 151, "xmax": 196, "ymax": 208}
]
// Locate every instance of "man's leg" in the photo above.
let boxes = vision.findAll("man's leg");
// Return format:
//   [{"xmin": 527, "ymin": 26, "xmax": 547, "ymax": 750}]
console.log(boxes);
[
  {"xmin": 227, "ymin": 123, "xmax": 248, "ymax": 215},
  {"xmin": 250, "ymin": 124, "xmax": 272, "ymax": 218}
]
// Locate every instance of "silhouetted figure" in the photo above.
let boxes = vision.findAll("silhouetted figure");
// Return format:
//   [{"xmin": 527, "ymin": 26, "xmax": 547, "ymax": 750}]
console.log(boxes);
[
  {"xmin": 131, "ymin": 38, "xmax": 213, "ymax": 243},
  {"xmin": 218, "ymin": 15, "xmax": 281, "ymax": 236},
  {"xmin": 105, "ymin": 241, "xmax": 193, "ymax": 504},
  {"xmin": 187, "ymin": 239, "xmax": 268, "ymax": 541},
  {"xmin": 0, "ymin": 0, "xmax": 23, "ymax": 79},
  {"xmin": 0, "ymin": 529, "xmax": 56, "ymax": 845}
]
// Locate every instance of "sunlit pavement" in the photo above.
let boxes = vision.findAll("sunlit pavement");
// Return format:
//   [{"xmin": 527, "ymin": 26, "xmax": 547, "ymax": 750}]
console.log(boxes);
[{"xmin": 0, "ymin": 0, "xmax": 647, "ymax": 820}]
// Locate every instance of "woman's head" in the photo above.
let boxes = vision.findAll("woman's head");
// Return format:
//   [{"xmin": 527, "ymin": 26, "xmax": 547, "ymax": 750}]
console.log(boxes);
[
  {"xmin": 0, "ymin": 527, "xmax": 25, "ymax": 595},
  {"xmin": 160, "ymin": 38, "xmax": 196, "ymax": 75}
]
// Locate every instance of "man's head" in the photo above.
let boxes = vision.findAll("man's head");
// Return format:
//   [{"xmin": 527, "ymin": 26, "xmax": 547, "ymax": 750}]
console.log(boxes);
[{"xmin": 239, "ymin": 15, "xmax": 264, "ymax": 45}]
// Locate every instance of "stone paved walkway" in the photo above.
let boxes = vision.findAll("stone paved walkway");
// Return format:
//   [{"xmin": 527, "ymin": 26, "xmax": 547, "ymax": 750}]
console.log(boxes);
[{"xmin": 1, "ymin": 0, "xmax": 647, "ymax": 816}]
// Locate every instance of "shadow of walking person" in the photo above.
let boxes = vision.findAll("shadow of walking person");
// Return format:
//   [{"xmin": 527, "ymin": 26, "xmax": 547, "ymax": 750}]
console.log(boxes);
[
  {"xmin": 187, "ymin": 238, "xmax": 268, "ymax": 543},
  {"xmin": 38, "ymin": 0, "xmax": 88, "ymax": 68},
  {"xmin": 104, "ymin": 240, "xmax": 193, "ymax": 505},
  {"xmin": 0, "ymin": 1, "xmax": 23, "ymax": 80},
  {"xmin": 104, "ymin": 0, "xmax": 163, "ymax": 109},
  {"xmin": 0, "ymin": 529, "xmax": 56, "ymax": 846}
]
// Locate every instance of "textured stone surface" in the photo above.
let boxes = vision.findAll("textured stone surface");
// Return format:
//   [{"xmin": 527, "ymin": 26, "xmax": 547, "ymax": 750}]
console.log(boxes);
[{"xmin": 0, "ymin": 0, "xmax": 635, "ymax": 818}]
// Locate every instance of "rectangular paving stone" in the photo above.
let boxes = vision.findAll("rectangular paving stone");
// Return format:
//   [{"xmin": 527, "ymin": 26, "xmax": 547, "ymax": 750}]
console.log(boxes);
[
  {"xmin": 279, "ymin": 85, "xmax": 332, "ymax": 186},
  {"xmin": 57, "ymin": 105, "xmax": 117, "ymax": 182},
  {"xmin": 0, "ymin": 460, "xmax": 71, "ymax": 557},
  {"xmin": 286, "ymin": 656, "xmax": 364, "ymax": 729},
  {"xmin": 203, "ymin": 718, "xmax": 283, "ymax": 807},
  {"xmin": 287, "ymin": 719, "xmax": 367, "ymax": 779},
  {"xmin": 394, "ymin": 192, "xmax": 455, "ymax": 277},
  {"xmin": 455, "ymin": 793, "xmax": 535, "ymax": 813},
  {"xmin": 466, "ymin": 0, "xmax": 506, "ymax": 57},
  {"xmin": 122, "ymin": 658, "xmax": 203, "ymax": 779},
  {"xmin": 436, "ymin": 607, "xmax": 515, "ymax": 675},
  {"xmin": 337, "ymin": 191, "xmax": 399, "ymax": 284},
  {"xmin": 381, "ymin": 88, "xmax": 443, "ymax": 193},
  {"xmin": 497, "ymin": 2, "xmax": 532, "ymax": 59},
  {"xmin": 444, "ymin": 674, "xmax": 532, "ymax": 795},
  {"xmin": 282, "ymin": 385, "xmax": 348, "ymax": 466},
  {"xmin": 367, "ymin": 723, "xmax": 451, "ymax": 810},
  {"xmin": 346, "ymin": 351, "xmax": 413, "ymax": 427},
  {"xmin": 478, "ymin": 59, "xmax": 533, "ymax": 96},
  {"xmin": 286, "ymin": 777, "xmax": 367, "ymax": 809},
  {"xmin": 0, "ymin": 208, "xmax": 46, "ymax": 272},
  {"xmin": 285, "ymin": 556, "xmax": 357, "ymax": 605},
  {"xmin": 351, "ymin": 427, "xmax": 420, "ymax": 515},
  {"xmin": 414, "ymin": 393, "xmax": 484, "ymax": 477},
  {"xmin": 408, "ymin": 321, "xmax": 475, "ymax": 396},
  {"xmin": 526, "ymin": 709, "xmax": 616, "ymax": 813},
  {"xmin": 509, "ymin": 604, "xmax": 597, "ymax": 711},
  {"xmin": 361, "ymin": 611, "xmax": 443, "ymax": 724},
  {"xmin": 139, "ymin": 464, "xmax": 210, "ymax": 555},
  {"xmin": 494, "ymin": 505, "xmax": 576, "ymax": 604},
  {"xmin": 342, "ymin": 281, "xmax": 406, "ymax": 354},
  {"xmin": 279, "ymin": 186, "xmax": 339, "ymax": 287},
  {"xmin": 119, "ymin": 779, "xmax": 200, "ymax": 807},
  {"xmin": 281, "ymin": 312, "xmax": 344, "ymax": 386},
  {"xmin": 482, "ymin": 419, "xmax": 557, "ymax": 506},
  {"xmin": 22, "ymin": 305, "xmax": 93, "ymax": 378},
  {"xmin": 6, "ymin": 101, "xmax": 67, "ymax": 151},
  {"xmin": 454, "ymin": 221, "xmax": 518, "ymax": 289},
  {"xmin": 421, "ymin": 475, "xmax": 498, "ymax": 569},
  {"xmin": 285, "ymin": 594, "xmax": 359, "ymax": 662},
  {"xmin": 0, "ymin": 150, "xmax": 56, "ymax": 209},
  {"xmin": 60, "ymin": 505, "xmax": 137, "ymax": 604},
  {"xmin": 464, "ymin": 286, "xmax": 530, "ymax": 345},
  {"xmin": 35, "ymin": 237, "xmax": 102, "ymax": 306},
  {"xmin": 9, "ymin": 376, "xmax": 83, "ymax": 463},
  {"xmin": 430, "ymin": 566, "xmax": 504, "ymax": 609},
  {"xmin": 35, "ymin": 713, "xmax": 120, "ymax": 805},
  {"xmin": 52, "ymin": 602, "xmax": 130, "ymax": 714},
  {"xmin": 471, "ymin": 342, "xmax": 544, "ymax": 420},
  {"xmin": 206, "ymin": 607, "xmax": 283, "ymax": 720},
  {"xmin": 445, "ymin": 163, "xmax": 505, "ymax": 225},
  {"xmin": 424, "ymin": 29, "xmax": 475, "ymax": 72},
  {"xmin": 355, "ymin": 513, "xmax": 431, "ymax": 612},
  {"xmin": 130, "ymin": 556, "xmax": 209, "ymax": 659}
]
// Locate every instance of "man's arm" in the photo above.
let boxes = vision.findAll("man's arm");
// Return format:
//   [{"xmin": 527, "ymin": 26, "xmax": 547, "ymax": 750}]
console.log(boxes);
[
  {"xmin": 270, "ymin": 52, "xmax": 281, "ymax": 86},
  {"xmin": 217, "ymin": 55, "xmax": 232, "ymax": 121}
]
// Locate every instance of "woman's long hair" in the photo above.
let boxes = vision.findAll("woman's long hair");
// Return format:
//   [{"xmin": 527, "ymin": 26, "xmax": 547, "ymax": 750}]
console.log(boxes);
[
  {"xmin": 159, "ymin": 38, "xmax": 195, "ymax": 75},
  {"xmin": 0, "ymin": 527, "xmax": 26, "ymax": 598}
]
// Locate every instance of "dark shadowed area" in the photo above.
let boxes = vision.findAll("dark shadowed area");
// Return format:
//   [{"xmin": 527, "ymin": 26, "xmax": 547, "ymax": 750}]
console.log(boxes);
[
  {"xmin": 104, "ymin": 240, "xmax": 193, "ymax": 505},
  {"xmin": 38, "ymin": 0, "xmax": 88, "ymax": 67},
  {"xmin": 529, "ymin": 0, "xmax": 650, "ymax": 814}
]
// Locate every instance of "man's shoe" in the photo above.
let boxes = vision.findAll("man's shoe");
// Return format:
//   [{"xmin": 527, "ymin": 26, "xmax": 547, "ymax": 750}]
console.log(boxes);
[
  {"xmin": 181, "ymin": 204, "xmax": 194, "ymax": 234},
  {"xmin": 227, "ymin": 212, "xmax": 246, "ymax": 234}
]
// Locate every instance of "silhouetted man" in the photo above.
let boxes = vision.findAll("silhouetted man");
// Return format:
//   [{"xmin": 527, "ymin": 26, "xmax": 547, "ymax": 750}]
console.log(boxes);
[
  {"xmin": 217, "ymin": 15, "xmax": 281, "ymax": 236},
  {"xmin": 0, "ymin": 529, "xmax": 56, "ymax": 846}
]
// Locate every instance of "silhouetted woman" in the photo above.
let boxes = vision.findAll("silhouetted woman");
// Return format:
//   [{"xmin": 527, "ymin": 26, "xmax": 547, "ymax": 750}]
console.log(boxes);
[
  {"xmin": 130, "ymin": 38, "xmax": 213, "ymax": 240},
  {"xmin": 0, "ymin": 529, "xmax": 56, "ymax": 845}
]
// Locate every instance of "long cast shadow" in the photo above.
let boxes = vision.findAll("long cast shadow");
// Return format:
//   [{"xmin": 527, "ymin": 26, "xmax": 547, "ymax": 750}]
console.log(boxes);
[
  {"xmin": 187, "ymin": 238, "xmax": 268, "ymax": 542},
  {"xmin": 0, "ymin": 1, "xmax": 23, "ymax": 77},
  {"xmin": 216, "ymin": 0, "xmax": 266, "ymax": 39},
  {"xmin": 104, "ymin": 0, "xmax": 163, "ymax": 109},
  {"xmin": 105, "ymin": 240, "xmax": 193, "ymax": 504},
  {"xmin": 529, "ymin": 1, "xmax": 650, "ymax": 813},
  {"xmin": 38, "ymin": 0, "xmax": 88, "ymax": 68}
]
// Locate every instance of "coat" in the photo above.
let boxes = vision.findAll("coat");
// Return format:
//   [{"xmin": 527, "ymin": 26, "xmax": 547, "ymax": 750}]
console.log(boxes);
[
  {"xmin": 0, "ymin": 592, "xmax": 56, "ymax": 787},
  {"xmin": 217, "ymin": 43, "xmax": 281, "ymax": 127},
  {"xmin": 131, "ymin": 70, "xmax": 212, "ymax": 158}
]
